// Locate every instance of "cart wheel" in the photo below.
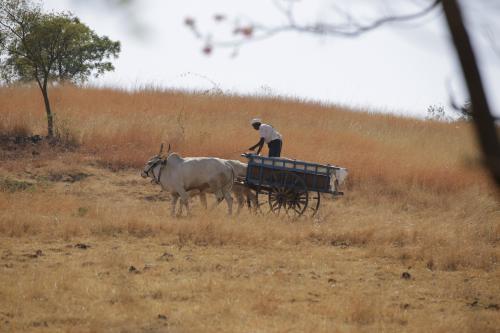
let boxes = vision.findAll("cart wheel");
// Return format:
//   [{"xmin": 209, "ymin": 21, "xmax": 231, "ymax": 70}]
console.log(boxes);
[
  {"xmin": 308, "ymin": 191, "xmax": 321, "ymax": 217},
  {"xmin": 266, "ymin": 171, "xmax": 309, "ymax": 217}
]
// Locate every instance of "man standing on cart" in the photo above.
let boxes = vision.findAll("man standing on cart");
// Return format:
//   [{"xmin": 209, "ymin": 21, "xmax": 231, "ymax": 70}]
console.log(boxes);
[{"xmin": 248, "ymin": 118, "xmax": 283, "ymax": 157}]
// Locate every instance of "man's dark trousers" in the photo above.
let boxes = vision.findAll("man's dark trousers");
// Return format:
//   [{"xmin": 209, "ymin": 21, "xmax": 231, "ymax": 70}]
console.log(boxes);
[{"xmin": 268, "ymin": 139, "xmax": 282, "ymax": 157}]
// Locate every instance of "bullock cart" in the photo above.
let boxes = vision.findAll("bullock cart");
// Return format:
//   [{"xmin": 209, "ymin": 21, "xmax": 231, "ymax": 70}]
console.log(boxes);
[{"xmin": 240, "ymin": 153, "xmax": 346, "ymax": 217}]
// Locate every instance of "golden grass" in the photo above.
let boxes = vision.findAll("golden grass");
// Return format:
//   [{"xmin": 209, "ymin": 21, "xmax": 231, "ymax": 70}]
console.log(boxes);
[
  {"xmin": 0, "ymin": 84, "xmax": 490, "ymax": 191},
  {"xmin": 0, "ymin": 85, "xmax": 499, "ymax": 332}
]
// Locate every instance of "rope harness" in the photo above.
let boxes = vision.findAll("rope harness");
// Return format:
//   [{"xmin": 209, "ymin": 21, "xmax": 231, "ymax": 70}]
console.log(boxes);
[{"xmin": 143, "ymin": 156, "xmax": 166, "ymax": 185}]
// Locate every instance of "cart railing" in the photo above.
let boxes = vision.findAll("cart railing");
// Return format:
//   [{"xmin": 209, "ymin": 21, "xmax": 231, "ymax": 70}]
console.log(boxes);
[{"xmin": 242, "ymin": 153, "xmax": 343, "ymax": 194}]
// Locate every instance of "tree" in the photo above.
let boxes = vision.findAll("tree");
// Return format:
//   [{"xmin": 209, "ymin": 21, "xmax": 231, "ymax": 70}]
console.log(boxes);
[{"xmin": 0, "ymin": 0, "xmax": 120, "ymax": 138}]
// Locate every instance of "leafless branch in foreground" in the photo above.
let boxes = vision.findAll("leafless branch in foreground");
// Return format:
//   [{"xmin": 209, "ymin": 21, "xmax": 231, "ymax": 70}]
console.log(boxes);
[
  {"xmin": 185, "ymin": 0, "xmax": 441, "ymax": 54},
  {"xmin": 186, "ymin": 0, "xmax": 500, "ymax": 190},
  {"xmin": 442, "ymin": 0, "xmax": 500, "ymax": 188}
]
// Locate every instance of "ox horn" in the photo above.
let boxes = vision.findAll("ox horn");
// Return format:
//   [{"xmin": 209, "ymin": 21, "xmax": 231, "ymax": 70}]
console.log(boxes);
[
  {"xmin": 167, "ymin": 144, "xmax": 171, "ymax": 154},
  {"xmin": 158, "ymin": 143, "xmax": 164, "ymax": 156}
]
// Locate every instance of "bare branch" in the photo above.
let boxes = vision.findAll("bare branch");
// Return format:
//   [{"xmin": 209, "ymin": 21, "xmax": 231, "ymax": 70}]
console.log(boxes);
[
  {"xmin": 187, "ymin": 0, "xmax": 442, "ymax": 52},
  {"xmin": 288, "ymin": 0, "xmax": 442, "ymax": 37},
  {"xmin": 442, "ymin": 0, "xmax": 500, "ymax": 188}
]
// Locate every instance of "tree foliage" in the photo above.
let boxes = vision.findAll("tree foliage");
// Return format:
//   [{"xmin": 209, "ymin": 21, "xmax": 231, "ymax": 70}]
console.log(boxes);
[{"xmin": 0, "ymin": 0, "xmax": 120, "ymax": 137}]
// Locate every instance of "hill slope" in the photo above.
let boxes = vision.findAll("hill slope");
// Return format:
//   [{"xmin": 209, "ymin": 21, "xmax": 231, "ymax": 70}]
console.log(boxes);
[{"xmin": 0, "ymin": 86, "xmax": 498, "ymax": 332}]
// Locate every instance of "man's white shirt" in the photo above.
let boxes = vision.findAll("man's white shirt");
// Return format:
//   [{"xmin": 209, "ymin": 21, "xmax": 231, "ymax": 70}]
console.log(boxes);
[{"xmin": 259, "ymin": 124, "xmax": 282, "ymax": 143}]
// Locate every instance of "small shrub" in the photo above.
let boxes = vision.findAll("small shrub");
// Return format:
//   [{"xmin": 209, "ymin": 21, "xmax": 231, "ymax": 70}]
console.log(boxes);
[
  {"xmin": 77, "ymin": 207, "xmax": 89, "ymax": 217},
  {"xmin": 426, "ymin": 104, "xmax": 452, "ymax": 122},
  {"xmin": 0, "ymin": 177, "xmax": 36, "ymax": 193}
]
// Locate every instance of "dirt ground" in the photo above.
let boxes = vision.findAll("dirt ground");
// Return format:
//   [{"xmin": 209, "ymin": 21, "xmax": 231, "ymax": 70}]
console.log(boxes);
[
  {"xmin": 2, "ymin": 235, "xmax": 499, "ymax": 333},
  {"xmin": 1, "ymin": 142, "xmax": 499, "ymax": 333}
]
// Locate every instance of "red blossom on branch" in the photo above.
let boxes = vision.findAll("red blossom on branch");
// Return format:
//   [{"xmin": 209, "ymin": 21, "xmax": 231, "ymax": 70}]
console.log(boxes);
[
  {"xmin": 184, "ymin": 17, "xmax": 195, "ymax": 27},
  {"xmin": 202, "ymin": 44, "xmax": 213, "ymax": 55},
  {"xmin": 233, "ymin": 26, "xmax": 254, "ymax": 38}
]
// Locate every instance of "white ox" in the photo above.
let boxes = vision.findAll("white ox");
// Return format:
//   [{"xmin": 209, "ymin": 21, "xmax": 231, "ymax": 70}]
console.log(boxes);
[
  {"xmin": 331, "ymin": 167, "xmax": 349, "ymax": 192},
  {"xmin": 195, "ymin": 159, "xmax": 257, "ymax": 214},
  {"xmin": 141, "ymin": 149, "xmax": 234, "ymax": 216},
  {"xmin": 226, "ymin": 160, "xmax": 257, "ymax": 213}
]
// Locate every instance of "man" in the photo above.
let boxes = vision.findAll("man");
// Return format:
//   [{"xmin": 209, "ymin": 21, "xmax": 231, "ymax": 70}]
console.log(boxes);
[{"xmin": 248, "ymin": 118, "xmax": 283, "ymax": 157}]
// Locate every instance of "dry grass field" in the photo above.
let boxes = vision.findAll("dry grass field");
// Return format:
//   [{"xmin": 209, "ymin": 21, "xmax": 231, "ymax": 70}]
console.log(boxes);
[{"xmin": 0, "ymin": 85, "xmax": 499, "ymax": 332}]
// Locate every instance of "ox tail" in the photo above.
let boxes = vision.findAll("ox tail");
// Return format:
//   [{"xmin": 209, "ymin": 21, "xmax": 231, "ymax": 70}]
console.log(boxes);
[{"xmin": 215, "ymin": 162, "xmax": 235, "ymax": 204}]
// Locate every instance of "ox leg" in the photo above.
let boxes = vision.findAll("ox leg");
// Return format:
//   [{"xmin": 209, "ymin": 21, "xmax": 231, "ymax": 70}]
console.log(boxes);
[
  {"xmin": 178, "ymin": 201, "xmax": 184, "ymax": 216},
  {"xmin": 187, "ymin": 189, "xmax": 207, "ymax": 210},
  {"xmin": 235, "ymin": 191, "xmax": 244, "ymax": 215},
  {"xmin": 223, "ymin": 191, "xmax": 233, "ymax": 216},
  {"xmin": 209, "ymin": 187, "xmax": 225, "ymax": 210},
  {"xmin": 247, "ymin": 190, "xmax": 258, "ymax": 213},
  {"xmin": 171, "ymin": 193, "xmax": 179, "ymax": 217},
  {"xmin": 199, "ymin": 192, "xmax": 208, "ymax": 209},
  {"xmin": 231, "ymin": 185, "xmax": 244, "ymax": 215},
  {"xmin": 178, "ymin": 189, "xmax": 191, "ymax": 217}
]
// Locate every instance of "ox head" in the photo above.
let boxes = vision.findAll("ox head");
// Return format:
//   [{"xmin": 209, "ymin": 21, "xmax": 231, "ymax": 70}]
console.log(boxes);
[
  {"xmin": 141, "ymin": 144, "xmax": 171, "ymax": 180},
  {"xmin": 334, "ymin": 168, "xmax": 348, "ymax": 185},
  {"xmin": 330, "ymin": 167, "xmax": 348, "ymax": 192}
]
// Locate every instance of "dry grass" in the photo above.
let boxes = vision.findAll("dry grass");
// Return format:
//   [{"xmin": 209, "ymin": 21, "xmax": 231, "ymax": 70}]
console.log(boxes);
[
  {"xmin": 1, "ymin": 84, "xmax": 490, "ymax": 190},
  {"xmin": 0, "ymin": 85, "xmax": 499, "ymax": 332}
]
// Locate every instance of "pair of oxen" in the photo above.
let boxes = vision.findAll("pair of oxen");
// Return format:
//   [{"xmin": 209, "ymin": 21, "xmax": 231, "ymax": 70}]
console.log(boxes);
[{"xmin": 141, "ymin": 145, "xmax": 255, "ymax": 216}]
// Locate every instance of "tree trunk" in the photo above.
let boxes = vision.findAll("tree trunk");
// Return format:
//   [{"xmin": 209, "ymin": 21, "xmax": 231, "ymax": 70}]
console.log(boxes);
[
  {"xmin": 40, "ymin": 82, "xmax": 54, "ymax": 138},
  {"xmin": 442, "ymin": 0, "xmax": 500, "ymax": 188}
]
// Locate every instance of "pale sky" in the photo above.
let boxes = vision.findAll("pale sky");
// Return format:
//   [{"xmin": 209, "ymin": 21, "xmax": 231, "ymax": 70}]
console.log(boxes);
[{"xmin": 42, "ymin": 0, "xmax": 500, "ymax": 118}]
